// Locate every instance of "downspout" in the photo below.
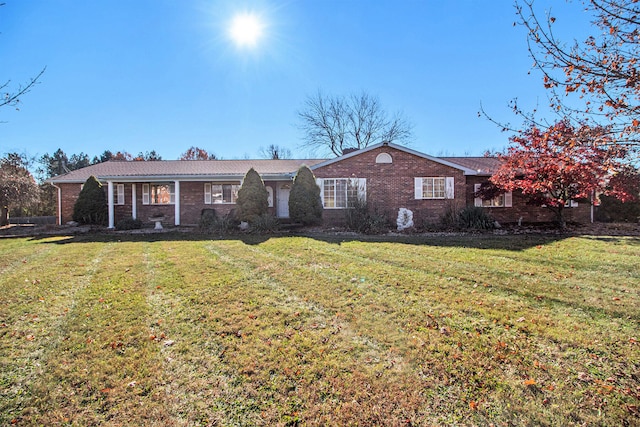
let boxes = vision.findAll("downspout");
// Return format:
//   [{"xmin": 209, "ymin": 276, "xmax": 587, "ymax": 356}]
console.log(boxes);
[{"xmin": 49, "ymin": 182, "xmax": 62, "ymax": 225}]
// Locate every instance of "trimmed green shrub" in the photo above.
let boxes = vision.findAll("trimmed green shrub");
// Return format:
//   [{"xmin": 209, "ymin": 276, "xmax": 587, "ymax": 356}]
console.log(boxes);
[
  {"xmin": 236, "ymin": 168, "xmax": 269, "ymax": 223},
  {"xmin": 289, "ymin": 165, "xmax": 323, "ymax": 225},
  {"xmin": 72, "ymin": 176, "xmax": 108, "ymax": 225},
  {"xmin": 115, "ymin": 217, "xmax": 143, "ymax": 230}
]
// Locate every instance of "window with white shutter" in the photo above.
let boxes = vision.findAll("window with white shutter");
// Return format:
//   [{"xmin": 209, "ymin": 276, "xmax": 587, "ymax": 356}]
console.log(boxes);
[{"xmin": 115, "ymin": 184, "xmax": 125, "ymax": 205}]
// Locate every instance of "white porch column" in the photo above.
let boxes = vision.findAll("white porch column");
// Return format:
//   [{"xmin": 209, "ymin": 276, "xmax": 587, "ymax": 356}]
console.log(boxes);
[
  {"xmin": 131, "ymin": 184, "xmax": 137, "ymax": 219},
  {"xmin": 107, "ymin": 181, "xmax": 115, "ymax": 229},
  {"xmin": 174, "ymin": 180, "xmax": 180, "ymax": 226}
]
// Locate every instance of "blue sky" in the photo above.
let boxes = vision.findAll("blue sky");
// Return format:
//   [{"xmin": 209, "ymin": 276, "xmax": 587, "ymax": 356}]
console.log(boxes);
[{"xmin": 1, "ymin": 0, "xmax": 591, "ymax": 161}]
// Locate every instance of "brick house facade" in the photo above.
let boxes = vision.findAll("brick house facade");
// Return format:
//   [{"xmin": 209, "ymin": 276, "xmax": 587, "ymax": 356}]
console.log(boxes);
[{"xmin": 47, "ymin": 143, "xmax": 592, "ymax": 228}]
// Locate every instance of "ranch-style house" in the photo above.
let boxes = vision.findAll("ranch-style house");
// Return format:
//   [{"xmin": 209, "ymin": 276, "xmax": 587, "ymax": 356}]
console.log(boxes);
[{"xmin": 47, "ymin": 142, "xmax": 593, "ymax": 228}]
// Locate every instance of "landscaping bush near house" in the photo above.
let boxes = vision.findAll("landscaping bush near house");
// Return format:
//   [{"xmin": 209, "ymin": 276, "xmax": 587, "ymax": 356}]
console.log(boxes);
[
  {"xmin": 596, "ymin": 194, "xmax": 640, "ymax": 223},
  {"xmin": 289, "ymin": 166, "xmax": 323, "ymax": 225},
  {"xmin": 72, "ymin": 176, "xmax": 108, "ymax": 225},
  {"xmin": 236, "ymin": 168, "xmax": 269, "ymax": 223},
  {"xmin": 115, "ymin": 217, "xmax": 143, "ymax": 231},
  {"xmin": 345, "ymin": 197, "xmax": 388, "ymax": 234},
  {"xmin": 457, "ymin": 206, "xmax": 495, "ymax": 230},
  {"xmin": 199, "ymin": 209, "xmax": 236, "ymax": 234},
  {"xmin": 439, "ymin": 201, "xmax": 461, "ymax": 230},
  {"xmin": 249, "ymin": 213, "xmax": 280, "ymax": 233},
  {"xmin": 438, "ymin": 203, "xmax": 495, "ymax": 231}
]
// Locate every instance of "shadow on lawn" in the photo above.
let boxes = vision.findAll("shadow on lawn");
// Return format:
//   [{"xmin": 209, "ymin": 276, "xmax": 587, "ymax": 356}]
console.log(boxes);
[{"xmin": 22, "ymin": 228, "xmax": 603, "ymax": 251}]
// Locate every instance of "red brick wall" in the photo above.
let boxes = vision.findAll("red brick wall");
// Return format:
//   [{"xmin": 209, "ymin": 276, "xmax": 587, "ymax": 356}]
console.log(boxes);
[
  {"xmin": 58, "ymin": 183, "xmax": 83, "ymax": 224},
  {"xmin": 313, "ymin": 146, "xmax": 467, "ymax": 226},
  {"xmin": 465, "ymin": 176, "xmax": 592, "ymax": 224}
]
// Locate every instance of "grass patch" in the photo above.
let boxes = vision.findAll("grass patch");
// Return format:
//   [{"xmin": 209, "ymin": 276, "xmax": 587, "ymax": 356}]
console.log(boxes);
[{"xmin": 0, "ymin": 233, "xmax": 638, "ymax": 425}]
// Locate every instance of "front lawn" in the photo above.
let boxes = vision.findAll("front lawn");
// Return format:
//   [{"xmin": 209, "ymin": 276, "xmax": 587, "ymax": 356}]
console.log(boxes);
[{"xmin": 1, "ymin": 233, "xmax": 638, "ymax": 426}]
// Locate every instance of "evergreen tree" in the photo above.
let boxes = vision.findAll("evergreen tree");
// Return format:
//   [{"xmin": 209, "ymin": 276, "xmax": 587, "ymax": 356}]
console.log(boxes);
[
  {"xmin": 289, "ymin": 165, "xmax": 323, "ymax": 225},
  {"xmin": 236, "ymin": 168, "xmax": 269, "ymax": 223},
  {"xmin": 72, "ymin": 176, "xmax": 107, "ymax": 225}
]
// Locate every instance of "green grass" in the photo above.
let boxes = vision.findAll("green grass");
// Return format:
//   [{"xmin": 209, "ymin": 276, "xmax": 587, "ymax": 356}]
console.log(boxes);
[{"xmin": 1, "ymin": 233, "xmax": 639, "ymax": 426}]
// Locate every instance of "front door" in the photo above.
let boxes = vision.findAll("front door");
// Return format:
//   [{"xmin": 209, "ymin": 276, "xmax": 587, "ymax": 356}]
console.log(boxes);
[{"xmin": 276, "ymin": 184, "xmax": 290, "ymax": 218}]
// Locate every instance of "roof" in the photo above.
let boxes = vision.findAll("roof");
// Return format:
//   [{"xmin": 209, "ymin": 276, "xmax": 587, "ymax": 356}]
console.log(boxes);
[
  {"xmin": 439, "ymin": 157, "xmax": 502, "ymax": 175},
  {"xmin": 47, "ymin": 159, "xmax": 327, "ymax": 183},
  {"xmin": 45, "ymin": 146, "xmax": 503, "ymax": 184}
]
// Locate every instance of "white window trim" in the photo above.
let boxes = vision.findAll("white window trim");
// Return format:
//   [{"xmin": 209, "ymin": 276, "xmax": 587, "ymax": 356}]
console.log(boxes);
[
  {"xmin": 316, "ymin": 177, "xmax": 366, "ymax": 209},
  {"xmin": 142, "ymin": 183, "xmax": 175, "ymax": 205},
  {"xmin": 415, "ymin": 177, "xmax": 454, "ymax": 200},
  {"xmin": 474, "ymin": 183, "xmax": 512, "ymax": 208}
]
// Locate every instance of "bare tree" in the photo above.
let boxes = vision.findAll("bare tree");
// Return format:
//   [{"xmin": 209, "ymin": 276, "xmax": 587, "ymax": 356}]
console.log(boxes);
[
  {"xmin": 508, "ymin": 0, "xmax": 640, "ymax": 148},
  {"xmin": 259, "ymin": 144, "xmax": 292, "ymax": 159},
  {"xmin": 298, "ymin": 91, "xmax": 412, "ymax": 156},
  {"xmin": 1, "ymin": 4, "xmax": 45, "ymax": 114},
  {"xmin": 1, "ymin": 68, "xmax": 45, "ymax": 112}
]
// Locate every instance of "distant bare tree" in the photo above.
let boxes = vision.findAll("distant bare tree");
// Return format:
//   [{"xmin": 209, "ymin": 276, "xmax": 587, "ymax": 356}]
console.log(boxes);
[
  {"xmin": 259, "ymin": 144, "xmax": 292, "ymax": 159},
  {"xmin": 298, "ymin": 91, "xmax": 412, "ymax": 156}
]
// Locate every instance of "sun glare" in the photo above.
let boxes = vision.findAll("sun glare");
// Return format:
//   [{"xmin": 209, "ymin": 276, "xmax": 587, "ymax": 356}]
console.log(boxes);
[{"xmin": 229, "ymin": 13, "xmax": 264, "ymax": 48}]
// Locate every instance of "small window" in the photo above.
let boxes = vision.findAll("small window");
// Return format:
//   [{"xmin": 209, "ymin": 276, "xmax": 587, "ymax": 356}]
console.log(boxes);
[
  {"xmin": 266, "ymin": 186, "xmax": 274, "ymax": 207},
  {"xmin": 114, "ymin": 184, "xmax": 125, "ymax": 205},
  {"xmin": 204, "ymin": 183, "xmax": 240, "ymax": 204},
  {"xmin": 474, "ymin": 183, "xmax": 512, "ymax": 208},
  {"xmin": 375, "ymin": 153, "xmax": 393, "ymax": 164}
]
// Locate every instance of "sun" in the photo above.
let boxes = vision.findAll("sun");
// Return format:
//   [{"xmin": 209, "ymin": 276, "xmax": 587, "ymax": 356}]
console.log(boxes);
[{"xmin": 229, "ymin": 13, "xmax": 264, "ymax": 48}]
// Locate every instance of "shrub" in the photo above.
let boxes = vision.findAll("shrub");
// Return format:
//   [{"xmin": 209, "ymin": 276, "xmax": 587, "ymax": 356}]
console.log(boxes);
[
  {"xmin": 72, "ymin": 176, "xmax": 107, "ymax": 225},
  {"xmin": 457, "ymin": 206, "xmax": 495, "ymax": 230},
  {"xmin": 289, "ymin": 166, "xmax": 323, "ymax": 225},
  {"xmin": 439, "ymin": 201, "xmax": 460, "ymax": 229},
  {"xmin": 596, "ymin": 194, "xmax": 640, "ymax": 223},
  {"xmin": 249, "ymin": 213, "xmax": 280, "ymax": 233},
  {"xmin": 115, "ymin": 217, "xmax": 143, "ymax": 230},
  {"xmin": 199, "ymin": 209, "xmax": 236, "ymax": 234},
  {"xmin": 236, "ymin": 168, "xmax": 269, "ymax": 223},
  {"xmin": 199, "ymin": 209, "xmax": 218, "ymax": 229},
  {"xmin": 345, "ymin": 197, "xmax": 388, "ymax": 234}
]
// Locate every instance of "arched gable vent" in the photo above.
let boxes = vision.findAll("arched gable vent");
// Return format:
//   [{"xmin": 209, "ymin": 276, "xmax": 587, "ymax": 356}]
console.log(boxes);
[{"xmin": 375, "ymin": 152, "xmax": 393, "ymax": 164}]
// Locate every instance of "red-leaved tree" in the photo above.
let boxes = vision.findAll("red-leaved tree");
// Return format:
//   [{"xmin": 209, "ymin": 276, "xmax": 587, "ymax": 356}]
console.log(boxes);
[
  {"xmin": 489, "ymin": 120, "xmax": 632, "ymax": 227},
  {"xmin": 179, "ymin": 146, "xmax": 216, "ymax": 160}
]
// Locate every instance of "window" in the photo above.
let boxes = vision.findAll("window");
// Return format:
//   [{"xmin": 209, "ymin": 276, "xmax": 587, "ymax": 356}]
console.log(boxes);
[
  {"xmin": 266, "ymin": 186, "xmax": 274, "ymax": 208},
  {"xmin": 316, "ymin": 178, "xmax": 366, "ymax": 209},
  {"xmin": 474, "ymin": 184, "xmax": 512, "ymax": 208},
  {"xmin": 142, "ymin": 183, "xmax": 175, "ymax": 205},
  {"xmin": 204, "ymin": 183, "xmax": 240, "ymax": 204},
  {"xmin": 114, "ymin": 184, "xmax": 125, "ymax": 205},
  {"xmin": 414, "ymin": 177, "xmax": 454, "ymax": 199}
]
